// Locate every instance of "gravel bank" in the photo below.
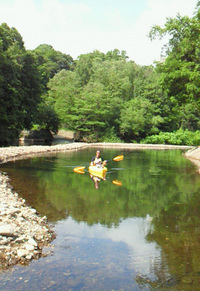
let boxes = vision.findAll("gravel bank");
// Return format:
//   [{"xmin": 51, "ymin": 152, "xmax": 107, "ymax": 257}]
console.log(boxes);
[
  {"xmin": 0, "ymin": 142, "xmax": 195, "ymax": 269},
  {"xmin": 183, "ymin": 146, "xmax": 200, "ymax": 171},
  {"xmin": 0, "ymin": 143, "xmax": 88, "ymax": 165},
  {"xmin": 0, "ymin": 143, "xmax": 193, "ymax": 165},
  {"xmin": 89, "ymin": 142, "xmax": 193, "ymax": 150},
  {"xmin": 184, "ymin": 146, "xmax": 200, "ymax": 160},
  {"xmin": 0, "ymin": 173, "xmax": 55, "ymax": 269}
]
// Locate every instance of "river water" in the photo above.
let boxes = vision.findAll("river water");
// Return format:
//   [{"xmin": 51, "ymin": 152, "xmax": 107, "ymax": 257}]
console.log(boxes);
[{"xmin": 0, "ymin": 148, "xmax": 200, "ymax": 290}]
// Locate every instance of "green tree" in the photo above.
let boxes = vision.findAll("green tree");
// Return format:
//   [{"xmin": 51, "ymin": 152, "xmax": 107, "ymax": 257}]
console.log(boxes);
[
  {"xmin": 19, "ymin": 52, "xmax": 42, "ymax": 128},
  {"xmin": 91, "ymin": 58, "xmax": 134, "ymax": 135},
  {"xmin": 120, "ymin": 97, "xmax": 163, "ymax": 142},
  {"xmin": 149, "ymin": 4, "xmax": 200, "ymax": 131},
  {"xmin": 47, "ymin": 50, "xmax": 163, "ymax": 142},
  {"xmin": 36, "ymin": 103, "xmax": 59, "ymax": 133},
  {"xmin": 0, "ymin": 23, "xmax": 42, "ymax": 145},
  {"xmin": 105, "ymin": 48, "xmax": 128, "ymax": 60},
  {"xmin": 32, "ymin": 44, "xmax": 74, "ymax": 92},
  {"xmin": 72, "ymin": 81, "xmax": 110, "ymax": 141},
  {"xmin": 47, "ymin": 51, "xmax": 132, "ymax": 141},
  {"xmin": 47, "ymin": 69, "xmax": 79, "ymax": 128}
]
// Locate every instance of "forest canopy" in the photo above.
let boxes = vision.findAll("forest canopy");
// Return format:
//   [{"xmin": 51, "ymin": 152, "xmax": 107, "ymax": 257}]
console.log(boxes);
[{"xmin": 1, "ymin": 1, "xmax": 200, "ymax": 145}]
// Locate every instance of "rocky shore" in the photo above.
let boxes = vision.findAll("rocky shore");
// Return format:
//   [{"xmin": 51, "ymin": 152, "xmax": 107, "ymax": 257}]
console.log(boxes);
[
  {"xmin": 0, "ymin": 173, "xmax": 55, "ymax": 269},
  {"xmin": 183, "ymin": 146, "xmax": 200, "ymax": 172},
  {"xmin": 0, "ymin": 143, "xmax": 88, "ymax": 165},
  {"xmin": 0, "ymin": 142, "xmax": 198, "ymax": 269}
]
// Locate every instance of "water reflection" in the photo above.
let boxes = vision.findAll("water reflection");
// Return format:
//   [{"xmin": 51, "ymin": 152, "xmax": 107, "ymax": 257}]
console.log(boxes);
[
  {"xmin": 75, "ymin": 165, "xmax": 122, "ymax": 189},
  {"xmin": 89, "ymin": 173, "xmax": 105, "ymax": 189},
  {"xmin": 142, "ymin": 191, "xmax": 200, "ymax": 289},
  {"xmin": 56, "ymin": 215, "xmax": 160, "ymax": 277},
  {"xmin": 1, "ymin": 148, "xmax": 200, "ymax": 289}
]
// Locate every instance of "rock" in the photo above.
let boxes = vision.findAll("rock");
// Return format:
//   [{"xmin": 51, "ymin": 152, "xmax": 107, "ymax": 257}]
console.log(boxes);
[
  {"xmin": 0, "ymin": 207, "xmax": 6, "ymax": 214},
  {"xmin": 26, "ymin": 253, "xmax": 33, "ymax": 260},
  {"xmin": 40, "ymin": 216, "xmax": 47, "ymax": 222},
  {"xmin": 0, "ymin": 238, "xmax": 9, "ymax": 245},
  {"xmin": 25, "ymin": 243, "xmax": 35, "ymax": 251},
  {"xmin": 17, "ymin": 249, "xmax": 30, "ymax": 258},
  {"xmin": 27, "ymin": 238, "xmax": 37, "ymax": 247},
  {"xmin": 15, "ymin": 236, "xmax": 26, "ymax": 244},
  {"xmin": 8, "ymin": 208, "xmax": 20, "ymax": 216},
  {"xmin": 0, "ymin": 224, "xmax": 14, "ymax": 237},
  {"xmin": 0, "ymin": 210, "xmax": 6, "ymax": 216},
  {"xmin": 30, "ymin": 208, "xmax": 37, "ymax": 214}
]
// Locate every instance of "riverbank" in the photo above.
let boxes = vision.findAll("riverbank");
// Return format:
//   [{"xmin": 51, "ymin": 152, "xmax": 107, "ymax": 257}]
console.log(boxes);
[
  {"xmin": 0, "ymin": 142, "xmax": 193, "ymax": 165},
  {"xmin": 0, "ymin": 143, "xmax": 88, "ymax": 165},
  {"xmin": 0, "ymin": 142, "xmax": 197, "ymax": 269},
  {"xmin": 0, "ymin": 173, "xmax": 55, "ymax": 269},
  {"xmin": 183, "ymin": 146, "xmax": 200, "ymax": 172}
]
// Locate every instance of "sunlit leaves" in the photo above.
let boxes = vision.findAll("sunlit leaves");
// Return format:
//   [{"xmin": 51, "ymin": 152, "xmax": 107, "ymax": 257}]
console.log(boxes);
[
  {"xmin": 32, "ymin": 44, "xmax": 74, "ymax": 91},
  {"xmin": 150, "ymin": 4, "xmax": 200, "ymax": 132},
  {"xmin": 120, "ymin": 97, "xmax": 162, "ymax": 140}
]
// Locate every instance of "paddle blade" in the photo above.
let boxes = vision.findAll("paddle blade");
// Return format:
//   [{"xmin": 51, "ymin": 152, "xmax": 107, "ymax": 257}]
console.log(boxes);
[
  {"xmin": 112, "ymin": 180, "xmax": 122, "ymax": 186},
  {"xmin": 75, "ymin": 170, "xmax": 85, "ymax": 174},
  {"xmin": 113, "ymin": 155, "xmax": 124, "ymax": 162},
  {"xmin": 73, "ymin": 166, "xmax": 85, "ymax": 173}
]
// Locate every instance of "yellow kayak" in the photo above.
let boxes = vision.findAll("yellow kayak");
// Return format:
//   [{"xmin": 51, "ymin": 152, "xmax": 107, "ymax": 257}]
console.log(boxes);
[{"xmin": 89, "ymin": 165, "xmax": 107, "ymax": 179}]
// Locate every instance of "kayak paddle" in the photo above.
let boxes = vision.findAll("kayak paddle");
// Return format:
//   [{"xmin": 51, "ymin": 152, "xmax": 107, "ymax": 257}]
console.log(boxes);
[
  {"xmin": 73, "ymin": 154, "xmax": 124, "ymax": 173},
  {"xmin": 73, "ymin": 166, "xmax": 85, "ymax": 173},
  {"xmin": 112, "ymin": 180, "xmax": 122, "ymax": 186},
  {"xmin": 75, "ymin": 170, "xmax": 85, "ymax": 174},
  {"xmin": 112, "ymin": 155, "xmax": 124, "ymax": 162}
]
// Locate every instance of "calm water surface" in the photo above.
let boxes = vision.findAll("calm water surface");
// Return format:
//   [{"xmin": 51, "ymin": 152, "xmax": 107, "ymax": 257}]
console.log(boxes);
[{"xmin": 1, "ymin": 148, "xmax": 200, "ymax": 290}]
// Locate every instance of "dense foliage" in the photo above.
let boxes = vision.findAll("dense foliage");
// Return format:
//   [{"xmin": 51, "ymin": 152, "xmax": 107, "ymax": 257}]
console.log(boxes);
[
  {"xmin": 31, "ymin": 44, "xmax": 74, "ymax": 92},
  {"xmin": 0, "ymin": 23, "xmax": 42, "ymax": 145},
  {"xmin": 149, "ymin": 2, "xmax": 200, "ymax": 133},
  {"xmin": 1, "ymin": 1, "xmax": 200, "ymax": 145},
  {"xmin": 46, "ymin": 52, "xmax": 165, "ymax": 142},
  {"xmin": 141, "ymin": 129, "xmax": 200, "ymax": 146},
  {"xmin": 0, "ymin": 24, "xmax": 72, "ymax": 145}
]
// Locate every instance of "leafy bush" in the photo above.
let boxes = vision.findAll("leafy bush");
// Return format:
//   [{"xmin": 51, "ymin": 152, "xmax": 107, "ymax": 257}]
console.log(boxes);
[
  {"xmin": 141, "ymin": 129, "xmax": 200, "ymax": 146},
  {"xmin": 31, "ymin": 124, "xmax": 41, "ymax": 131},
  {"xmin": 36, "ymin": 103, "xmax": 60, "ymax": 134},
  {"xmin": 101, "ymin": 127, "xmax": 123, "ymax": 143}
]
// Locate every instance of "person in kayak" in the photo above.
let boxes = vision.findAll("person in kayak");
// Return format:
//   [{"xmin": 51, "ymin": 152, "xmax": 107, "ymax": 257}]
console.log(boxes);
[{"xmin": 90, "ymin": 150, "xmax": 107, "ymax": 167}]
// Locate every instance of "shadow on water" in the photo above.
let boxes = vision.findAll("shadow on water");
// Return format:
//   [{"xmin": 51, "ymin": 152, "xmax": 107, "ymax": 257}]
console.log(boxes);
[{"xmin": 1, "ymin": 148, "xmax": 200, "ymax": 289}]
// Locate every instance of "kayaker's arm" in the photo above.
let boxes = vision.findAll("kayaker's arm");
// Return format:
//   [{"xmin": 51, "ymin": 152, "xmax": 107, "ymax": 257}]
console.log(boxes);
[{"xmin": 103, "ymin": 160, "xmax": 107, "ymax": 166}]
